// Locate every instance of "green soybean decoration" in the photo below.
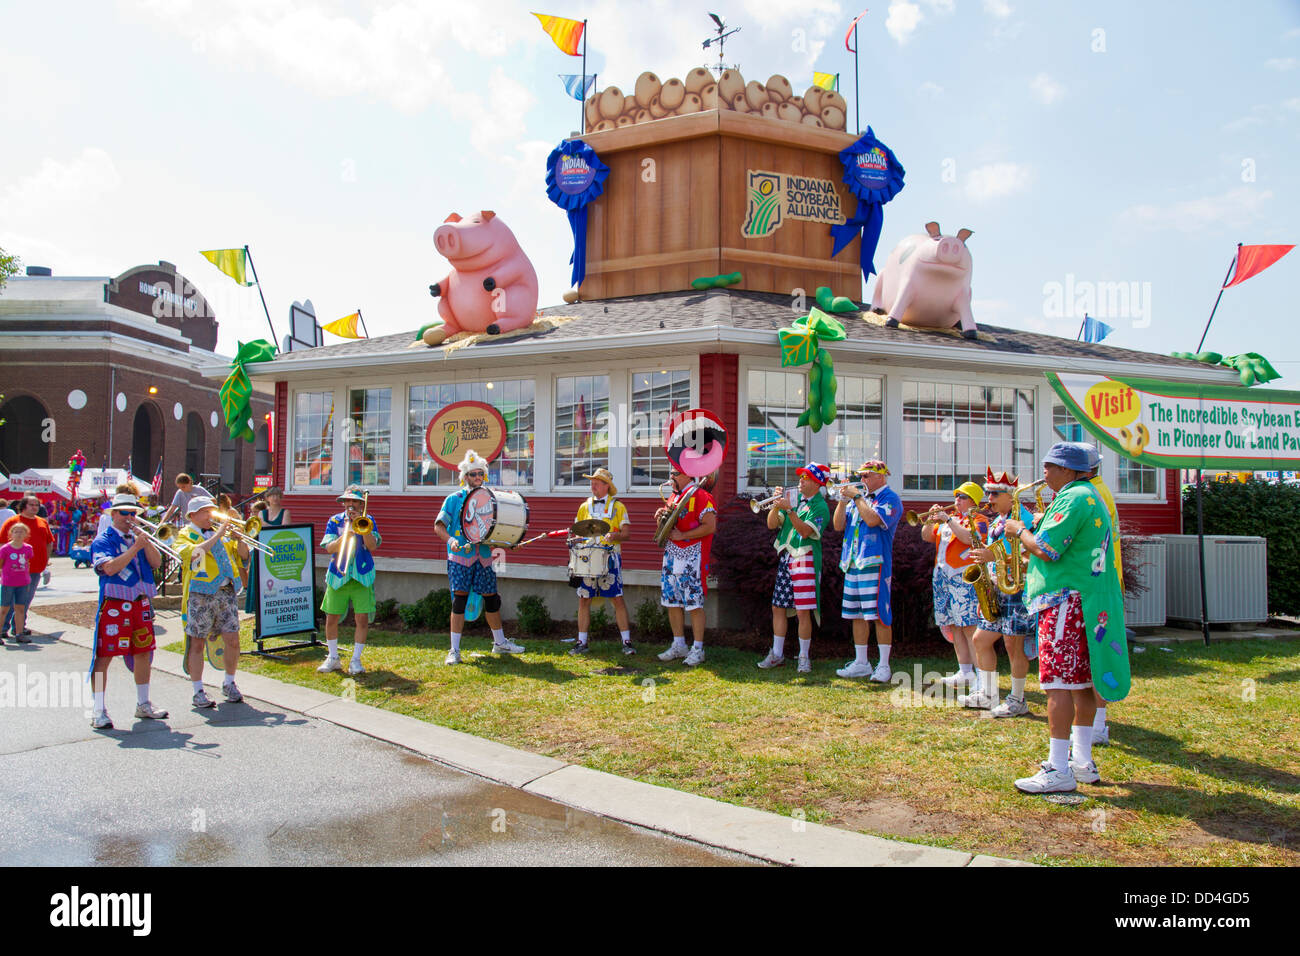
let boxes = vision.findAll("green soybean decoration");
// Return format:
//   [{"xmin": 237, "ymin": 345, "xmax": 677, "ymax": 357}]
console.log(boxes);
[{"xmin": 778, "ymin": 307, "xmax": 844, "ymax": 433}]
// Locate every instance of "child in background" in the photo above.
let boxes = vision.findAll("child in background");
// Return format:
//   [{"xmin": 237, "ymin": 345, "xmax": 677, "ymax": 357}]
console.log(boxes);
[{"xmin": 0, "ymin": 523, "xmax": 35, "ymax": 645}]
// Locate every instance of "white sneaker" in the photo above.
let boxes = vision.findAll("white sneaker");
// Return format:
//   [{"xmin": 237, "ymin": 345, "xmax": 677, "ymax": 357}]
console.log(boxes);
[
  {"xmin": 796, "ymin": 655, "xmax": 812, "ymax": 674},
  {"xmin": 757, "ymin": 651, "xmax": 785, "ymax": 669},
  {"xmin": 958, "ymin": 689, "xmax": 998, "ymax": 710},
  {"xmin": 990, "ymin": 696, "xmax": 1029, "ymax": 718},
  {"xmin": 1093, "ymin": 725, "xmax": 1110, "ymax": 746},
  {"xmin": 836, "ymin": 660, "xmax": 873, "ymax": 678},
  {"xmin": 317, "ymin": 656, "xmax": 342, "ymax": 673},
  {"xmin": 683, "ymin": 647, "xmax": 706, "ymax": 666},
  {"xmin": 444, "ymin": 648, "xmax": 462, "ymax": 665},
  {"xmin": 869, "ymin": 662, "xmax": 892, "ymax": 683},
  {"xmin": 1071, "ymin": 760, "xmax": 1101, "ymax": 784},
  {"xmin": 939, "ymin": 670, "xmax": 977, "ymax": 687},
  {"xmin": 1015, "ymin": 761, "xmax": 1077, "ymax": 794},
  {"xmin": 658, "ymin": 643, "xmax": 689, "ymax": 662},
  {"xmin": 347, "ymin": 660, "xmax": 365, "ymax": 676},
  {"xmin": 492, "ymin": 638, "xmax": 525, "ymax": 654}
]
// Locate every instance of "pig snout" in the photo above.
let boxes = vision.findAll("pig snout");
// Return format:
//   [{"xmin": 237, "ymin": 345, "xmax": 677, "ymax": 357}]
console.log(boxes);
[
  {"xmin": 434, "ymin": 225, "xmax": 460, "ymax": 258},
  {"xmin": 937, "ymin": 237, "xmax": 964, "ymax": 264}
]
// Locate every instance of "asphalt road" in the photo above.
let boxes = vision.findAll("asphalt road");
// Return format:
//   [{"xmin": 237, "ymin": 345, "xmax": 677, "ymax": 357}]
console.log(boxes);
[{"xmin": 1, "ymin": 624, "xmax": 750, "ymax": 866}]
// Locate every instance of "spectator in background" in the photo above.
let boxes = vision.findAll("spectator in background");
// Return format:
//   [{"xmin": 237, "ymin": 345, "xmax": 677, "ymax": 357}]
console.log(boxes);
[
  {"xmin": 0, "ymin": 500, "xmax": 16, "ymax": 527},
  {"xmin": 1, "ymin": 496, "xmax": 54, "ymax": 638},
  {"xmin": 160, "ymin": 474, "xmax": 196, "ymax": 527}
]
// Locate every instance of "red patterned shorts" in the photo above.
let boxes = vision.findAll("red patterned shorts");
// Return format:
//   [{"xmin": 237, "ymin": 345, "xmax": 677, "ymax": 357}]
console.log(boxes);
[
  {"xmin": 95, "ymin": 596, "xmax": 156, "ymax": 658},
  {"xmin": 1036, "ymin": 592, "xmax": 1090, "ymax": 689}
]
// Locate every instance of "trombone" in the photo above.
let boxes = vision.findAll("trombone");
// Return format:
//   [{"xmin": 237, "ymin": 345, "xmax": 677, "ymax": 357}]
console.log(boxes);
[
  {"xmin": 213, "ymin": 509, "xmax": 275, "ymax": 556},
  {"xmin": 337, "ymin": 492, "xmax": 372, "ymax": 569},
  {"xmin": 125, "ymin": 516, "xmax": 185, "ymax": 564}
]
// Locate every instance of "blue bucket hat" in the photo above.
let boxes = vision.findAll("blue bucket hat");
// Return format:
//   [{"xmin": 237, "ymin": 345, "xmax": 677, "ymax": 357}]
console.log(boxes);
[{"xmin": 1043, "ymin": 441, "xmax": 1093, "ymax": 473}]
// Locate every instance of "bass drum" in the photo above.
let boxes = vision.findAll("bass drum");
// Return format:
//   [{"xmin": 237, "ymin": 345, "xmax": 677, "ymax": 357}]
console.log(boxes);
[{"xmin": 460, "ymin": 487, "xmax": 530, "ymax": 548}]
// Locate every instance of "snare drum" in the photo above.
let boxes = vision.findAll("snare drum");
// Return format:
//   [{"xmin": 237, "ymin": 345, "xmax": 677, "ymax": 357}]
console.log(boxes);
[
  {"xmin": 460, "ymin": 488, "xmax": 530, "ymax": 547},
  {"xmin": 567, "ymin": 543, "xmax": 613, "ymax": 580}
]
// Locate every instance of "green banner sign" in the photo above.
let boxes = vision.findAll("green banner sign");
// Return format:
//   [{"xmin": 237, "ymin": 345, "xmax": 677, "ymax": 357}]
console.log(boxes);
[
  {"xmin": 255, "ymin": 524, "xmax": 317, "ymax": 639},
  {"xmin": 1046, "ymin": 372, "xmax": 1300, "ymax": 470}
]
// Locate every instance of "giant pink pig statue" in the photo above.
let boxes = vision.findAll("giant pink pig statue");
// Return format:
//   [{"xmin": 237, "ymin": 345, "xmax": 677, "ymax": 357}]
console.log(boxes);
[
  {"xmin": 427, "ymin": 211, "xmax": 539, "ymax": 342},
  {"xmin": 870, "ymin": 221, "xmax": 977, "ymax": 339}
]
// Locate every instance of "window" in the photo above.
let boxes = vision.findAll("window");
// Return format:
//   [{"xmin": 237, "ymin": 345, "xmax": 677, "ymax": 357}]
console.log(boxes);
[
  {"xmin": 904, "ymin": 381, "xmax": 1035, "ymax": 491},
  {"xmin": 347, "ymin": 387, "xmax": 391, "ymax": 487},
  {"xmin": 746, "ymin": 369, "xmax": 807, "ymax": 489},
  {"xmin": 407, "ymin": 380, "xmax": 535, "ymax": 487},
  {"xmin": 826, "ymin": 374, "xmax": 883, "ymax": 479},
  {"xmin": 554, "ymin": 375, "xmax": 610, "ymax": 487},
  {"xmin": 292, "ymin": 391, "xmax": 334, "ymax": 487},
  {"xmin": 630, "ymin": 369, "xmax": 692, "ymax": 488},
  {"xmin": 254, "ymin": 424, "xmax": 271, "ymax": 474}
]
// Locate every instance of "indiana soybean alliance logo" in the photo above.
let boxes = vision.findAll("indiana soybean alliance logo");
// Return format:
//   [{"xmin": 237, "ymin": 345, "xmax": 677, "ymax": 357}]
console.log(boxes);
[{"xmin": 742, "ymin": 170, "xmax": 842, "ymax": 239}]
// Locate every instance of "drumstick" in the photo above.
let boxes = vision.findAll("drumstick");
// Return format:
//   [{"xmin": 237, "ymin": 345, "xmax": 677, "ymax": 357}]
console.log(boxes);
[{"xmin": 514, "ymin": 528, "xmax": 570, "ymax": 548}]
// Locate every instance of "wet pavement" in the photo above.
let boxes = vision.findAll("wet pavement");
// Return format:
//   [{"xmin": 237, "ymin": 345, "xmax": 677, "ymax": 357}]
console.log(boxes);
[{"xmin": 0, "ymin": 639, "xmax": 753, "ymax": 866}]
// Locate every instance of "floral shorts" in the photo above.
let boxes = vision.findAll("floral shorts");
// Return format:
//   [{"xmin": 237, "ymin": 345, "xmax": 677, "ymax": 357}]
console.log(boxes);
[
  {"xmin": 932, "ymin": 565, "xmax": 980, "ymax": 628},
  {"xmin": 1037, "ymin": 592, "xmax": 1091, "ymax": 690},
  {"xmin": 186, "ymin": 586, "xmax": 240, "ymax": 639},
  {"xmin": 661, "ymin": 542, "xmax": 705, "ymax": 611}
]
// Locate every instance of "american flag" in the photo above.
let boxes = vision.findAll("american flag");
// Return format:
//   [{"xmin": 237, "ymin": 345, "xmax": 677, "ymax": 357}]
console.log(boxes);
[{"xmin": 150, "ymin": 460, "xmax": 164, "ymax": 497}]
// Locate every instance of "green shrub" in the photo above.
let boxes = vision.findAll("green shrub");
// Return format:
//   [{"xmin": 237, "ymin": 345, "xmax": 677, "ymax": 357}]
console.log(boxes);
[
  {"xmin": 516, "ymin": 594, "xmax": 552, "ymax": 635},
  {"xmin": 396, "ymin": 588, "xmax": 454, "ymax": 630},
  {"xmin": 1181, "ymin": 479, "xmax": 1300, "ymax": 616},
  {"xmin": 374, "ymin": 598, "xmax": 399, "ymax": 622},
  {"xmin": 397, "ymin": 602, "xmax": 426, "ymax": 629},
  {"xmin": 633, "ymin": 598, "xmax": 671, "ymax": 640}
]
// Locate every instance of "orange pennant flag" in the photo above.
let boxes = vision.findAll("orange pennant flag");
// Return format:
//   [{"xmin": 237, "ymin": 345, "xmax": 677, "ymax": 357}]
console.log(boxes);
[{"xmin": 533, "ymin": 12, "xmax": 584, "ymax": 56}]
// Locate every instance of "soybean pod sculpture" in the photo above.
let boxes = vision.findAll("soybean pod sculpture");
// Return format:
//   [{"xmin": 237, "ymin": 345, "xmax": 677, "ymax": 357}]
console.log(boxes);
[{"xmin": 777, "ymin": 303, "xmax": 847, "ymax": 432}]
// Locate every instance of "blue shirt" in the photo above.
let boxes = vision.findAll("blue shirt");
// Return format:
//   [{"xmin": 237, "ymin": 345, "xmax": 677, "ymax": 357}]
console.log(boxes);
[
  {"xmin": 840, "ymin": 484, "xmax": 902, "ymax": 575},
  {"xmin": 321, "ymin": 511, "xmax": 381, "ymax": 589},
  {"xmin": 438, "ymin": 489, "xmax": 493, "ymax": 566},
  {"xmin": 91, "ymin": 525, "xmax": 157, "ymax": 601}
]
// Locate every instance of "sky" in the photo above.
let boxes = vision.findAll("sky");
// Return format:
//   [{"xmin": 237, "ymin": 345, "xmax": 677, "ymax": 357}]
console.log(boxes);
[{"xmin": 2, "ymin": 0, "xmax": 1298, "ymax": 385}]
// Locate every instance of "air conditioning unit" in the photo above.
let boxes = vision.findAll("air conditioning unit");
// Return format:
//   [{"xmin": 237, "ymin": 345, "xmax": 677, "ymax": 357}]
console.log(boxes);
[
  {"xmin": 1123, "ymin": 536, "xmax": 1166, "ymax": 628},
  {"xmin": 1164, "ymin": 535, "xmax": 1268, "ymax": 624}
]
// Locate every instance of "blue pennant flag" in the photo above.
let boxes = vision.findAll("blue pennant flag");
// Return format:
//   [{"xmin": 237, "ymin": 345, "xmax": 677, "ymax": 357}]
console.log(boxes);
[
  {"xmin": 1082, "ymin": 314, "xmax": 1114, "ymax": 343},
  {"xmin": 559, "ymin": 74, "xmax": 595, "ymax": 101}
]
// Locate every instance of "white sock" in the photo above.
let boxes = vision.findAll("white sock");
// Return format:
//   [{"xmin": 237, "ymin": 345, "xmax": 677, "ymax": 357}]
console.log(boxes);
[
  {"xmin": 450, "ymin": 631, "xmax": 462, "ymax": 652},
  {"xmin": 577, "ymin": 631, "xmax": 588, "ymax": 646},
  {"xmin": 1048, "ymin": 737, "xmax": 1070, "ymax": 773},
  {"xmin": 223, "ymin": 673, "xmax": 235, "ymax": 687},
  {"xmin": 93, "ymin": 690, "xmax": 106, "ymax": 716},
  {"xmin": 672, "ymin": 636, "xmax": 686, "ymax": 648},
  {"xmin": 492, "ymin": 628, "xmax": 506, "ymax": 645},
  {"xmin": 351, "ymin": 643, "xmax": 364, "ymax": 663},
  {"xmin": 1092, "ymin": 706, "xmax": 1107, "ymax": 732},
  {"xmin": 136, "ymin": 683, "xmax": 149, "ymax": 705},
  {"xmin": 692, "ymin": 640, "xmax": 703, "ymax": 651},
  {"xmin": 771, "ymin": 634, "xmax": 785, "ymax": 656},
  {"xmin": 1011, "ymin": 677, "xmax": 1026, "ymax": 699},
  {"xmin": 621, "ymin": 630, "xmax": 631, "ymax": 644},
  {"xmin": 854, "ymin": 643, "xmax": 870, "ymax": 664},
  {"xmin": 798, "ymin": 638, "xmax": 811, "ymax": 658},
  {"xmin": 327, "ymin": 639, "xmax": 338, "ymax": 659},
  {"xmin": 192, "ymin": 681, "xmax": 204, "ymax": 694},
  {"xmin": 960, "ymin": 662, "xmax": 975, "ymax": 676},
  {"xmin": 877, "ymin": 644, "xmax": 891, "ymax": 666},
  {"xmin": 1072, "ymin": 725, "xmax": 1094, "ymax": 766},
  {"xmin": 979, "ymin": 669, "xmax": 998, "ymax": 700}
]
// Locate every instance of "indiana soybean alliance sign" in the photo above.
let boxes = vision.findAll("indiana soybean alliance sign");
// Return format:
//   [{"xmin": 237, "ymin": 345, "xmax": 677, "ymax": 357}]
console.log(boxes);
[
  {"xmin": 1047, "ymin": 372, "xmax": 1300, "ymax": 469},
  {"xmin": 742, "ymin": 169, "xmax": 843, "ymax": 239}
]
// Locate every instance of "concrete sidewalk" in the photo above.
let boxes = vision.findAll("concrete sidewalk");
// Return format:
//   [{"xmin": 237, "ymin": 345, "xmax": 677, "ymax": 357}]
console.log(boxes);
[{"xmin": 24, "ymin": 604, "xmax": 1027, "ymax": 867}]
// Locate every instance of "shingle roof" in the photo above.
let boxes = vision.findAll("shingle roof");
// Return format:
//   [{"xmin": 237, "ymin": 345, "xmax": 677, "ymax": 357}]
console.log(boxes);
[{"xmin": 267, "ymin": 288, "xmax": 1212, "ymax": 372}]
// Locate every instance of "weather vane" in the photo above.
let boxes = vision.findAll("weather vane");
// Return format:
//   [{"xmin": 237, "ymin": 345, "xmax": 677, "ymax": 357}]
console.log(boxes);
[{"xmin": 702, "ymin": 12, "xmax": 741, "ymax": 77}]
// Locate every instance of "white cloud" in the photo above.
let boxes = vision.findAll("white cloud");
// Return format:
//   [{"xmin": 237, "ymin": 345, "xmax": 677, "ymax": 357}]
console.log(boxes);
[
  {"xmin": 886, "ymin": 2, "xmax": 924, "ymax": 45},
  {"xmin": 1119, "ymin": 187, "xmax": 1274, "ymax": 232},
  {"xmin": 0, "ymin": 148, "xmax": 122, "ymax": 224},
  {"xmin": 1029, "ymin": 72, "xmax": 1064, "ymax": 105},
  {"xmin": 919, "ymin": 80, "xmax": 944, "ymax": 97},
  {"xmin": 1264, "ymin": 57, "xmax": 1297, "ymax": 70},
  {"xmin": 964, "ymin": 162, "xmax": 1031, "ymax": 201},
  {"xmin": 983, "ymin": 0, "xmax": 1013, "ymax": 16},
  {"xmin": 1283, "ymin": 98, "xmax": 1300, "ymax": 111}
]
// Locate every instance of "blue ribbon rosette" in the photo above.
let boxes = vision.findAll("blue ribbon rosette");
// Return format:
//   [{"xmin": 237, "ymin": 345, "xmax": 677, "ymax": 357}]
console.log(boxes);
[
  {"xmin": 545, "ymin": 139, "xmax": 610, "ymax": 290},
  {"xmin": 829, "ymin": 127, "xmax": 906, "ymax": 281}
]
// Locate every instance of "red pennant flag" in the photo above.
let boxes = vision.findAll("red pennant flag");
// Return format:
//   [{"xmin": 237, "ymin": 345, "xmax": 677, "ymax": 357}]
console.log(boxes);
[
  {"xmin": 1224, "ymin": 244, "xmax": 1294, "ymax": 288},
  {"xmin": 845, "ymin": 8, "xmax": 869, "ymax": 53}
]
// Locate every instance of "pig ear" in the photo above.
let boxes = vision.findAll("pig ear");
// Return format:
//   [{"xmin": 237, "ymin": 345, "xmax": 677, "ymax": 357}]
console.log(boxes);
[
  {"xmin": 924, "ymin": 221, "xmax": 941, "ymax": 238},
  {"xmin": 443, "ymin": 213, "xmax": 462, "ymax": 224},
  {"xmin": 480, "ymin": 210, "xmax": 496, "ymax": 221},
  {"xmin": 956, "ymin": 228, "xmax": 973, "ymax": 242}
]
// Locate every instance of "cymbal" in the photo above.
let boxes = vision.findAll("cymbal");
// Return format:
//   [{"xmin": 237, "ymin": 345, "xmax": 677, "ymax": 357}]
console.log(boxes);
[{"xmin": 570, "ymin": 518, "xmax": 610, "ymax": 537}]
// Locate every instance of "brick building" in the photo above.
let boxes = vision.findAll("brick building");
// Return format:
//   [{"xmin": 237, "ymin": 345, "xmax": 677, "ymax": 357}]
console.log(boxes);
[{"xmin": 0, "ymin": 261, "xmax": 274, "ymax": 496}]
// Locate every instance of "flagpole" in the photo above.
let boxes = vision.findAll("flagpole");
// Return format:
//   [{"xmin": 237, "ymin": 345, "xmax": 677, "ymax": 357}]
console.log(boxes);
[
  {"xmin": 357, "ymin": 308, "xmax": 370, "ymax": 339},
  {"xmin": 853, "ymin": 24, "xmax": 860, "ymax": 134},
  {"xmin": 1077, "ymin": 313, "xmax": 1087, "ymax": 341},
  {"xmin": 1195, "ymin": 245, "xmax": 1240, "ymax": 353},
  {"xmin": 242, "ymin": 244, "xmax": 279, "ymax": 344},
  {"xmin": 580, "ymin": 20, "xmax": 588, "ymax": 135}
]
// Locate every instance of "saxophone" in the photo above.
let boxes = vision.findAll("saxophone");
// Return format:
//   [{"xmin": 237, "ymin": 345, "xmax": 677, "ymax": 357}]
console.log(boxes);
[
  {"xmin": 960, "ymin": 508, "xmax": 1000, "ymax": 622},
  {"xmin": 990, "ymin": 479, "xmax": 1049, "ymax": 595}
]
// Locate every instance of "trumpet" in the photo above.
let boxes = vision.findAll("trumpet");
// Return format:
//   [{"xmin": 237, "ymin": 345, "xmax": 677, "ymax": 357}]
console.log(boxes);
[
  {"xmin": 749, "ymin": 490, "xmax": 793, "ymax": 513},
  {"xmin": 826, "ymin": 481, "xmax": 869, "ymax": 502},
  {"xmin": 212, "ymin": 509, "xmax": 274, "ymax": 556},
  {"xmin": 904, "ymin": 504, "xmax": 963, "ymax": 526}
]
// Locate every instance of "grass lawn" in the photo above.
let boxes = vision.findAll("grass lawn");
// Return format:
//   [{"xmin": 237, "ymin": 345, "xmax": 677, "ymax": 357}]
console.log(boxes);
[{"xmin": 144, "ymin": 613, "xmax": 1300, "ymax": 867}]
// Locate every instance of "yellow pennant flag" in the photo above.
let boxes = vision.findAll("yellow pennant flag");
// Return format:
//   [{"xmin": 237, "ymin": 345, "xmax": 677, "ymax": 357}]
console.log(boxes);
[
  {"xmin": 533, "ymin": 12, "xmax": 584, "ymax": 56},
  {"xmin": 813, "ymin": 72, "xmax": 839, "ymax": 91},
  {"xmin": 200, "ymin": 248, "xmax": 253, "ymax": 286},
  {"xmin": 323, "ymin": 311, "xmax": 363, "ymax": 339}
]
